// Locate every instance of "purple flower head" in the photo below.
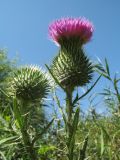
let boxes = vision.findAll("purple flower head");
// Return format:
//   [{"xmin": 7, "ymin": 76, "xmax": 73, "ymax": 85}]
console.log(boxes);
[{"xmin": 49, "ymin": 17, "xmax": 94, "ymax": 46}]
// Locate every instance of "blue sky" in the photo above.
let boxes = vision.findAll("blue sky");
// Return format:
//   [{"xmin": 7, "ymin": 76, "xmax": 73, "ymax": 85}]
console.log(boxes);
[{"xmin": 0, "ymin": 0, "xmax": 120, "ymax": 113}]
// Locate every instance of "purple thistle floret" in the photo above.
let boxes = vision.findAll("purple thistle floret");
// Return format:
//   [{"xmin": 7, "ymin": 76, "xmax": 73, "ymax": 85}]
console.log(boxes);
[{"xmin": 49, "ymin": 17, "xmax": 94, "ymax": 45}]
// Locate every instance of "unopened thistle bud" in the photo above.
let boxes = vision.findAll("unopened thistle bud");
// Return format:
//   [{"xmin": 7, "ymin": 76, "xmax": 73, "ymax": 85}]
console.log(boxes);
[{"xmin": 10, "ymin": 65, "xmax": 51, "ymax": 102}]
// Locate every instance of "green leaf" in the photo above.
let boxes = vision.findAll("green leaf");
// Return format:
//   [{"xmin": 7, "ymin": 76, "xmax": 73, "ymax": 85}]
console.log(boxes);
[
  {"xmin": 115, "ymin": 78, "xmax": 120, "ymax": 83},
  {"xmin": 0, "ymin": 151, "xmax": 7, "ymax": 160},
  {"xmin": 38, "ymin": 145, "xmax": 56, "ymax": 155},
  {"xmin": 72, "ymin": 108, "xmax": 80, "ymax": 135},
  {"xmin": 100, "ymin": 129, "xmax": 104, "ymax": 156},
  {"xmin": 73, "ymin": 92, "xmax": 79, "ymax": 107},
  {"xmin": 105, "ymin": 58, "xmax": 110, "ymax": 77},
  {"xmin": 113, "ymin": 74, "xmax": 120, "ymax": 103},
  {"xmin": 13, "ymin": 98, "xmax": 23, "ymax": 128},
  {"xmin": 95, "ymin": 60, "xmax": 111, "ymax": 80},
  {"xmin": 45, "ymin": 64, "xmax": 65, "ymax": 91},
  {"xmin": 54, "ymin": 91, "xmax": 67, "ymax": 131},
  {"xmin": 68, "ymin": 108, "xmax": 80, "ymax": 148},
  {"xmin": 73, "ymin": 76, "xmax": 101, "ymax": 105},
  {"xmin": 101, "ymin": 72, "xmax": 111, "ymax": 81},
  {"xmin": 0, "ymin": 136, "xmax": 18, "ymax": 146},
  {"xmin": 32, "ymin": 118, "xmax": 54, "ymax": 145},
  {"xmin": 79, "ymin": 135, "xmax": 89, "ymax": 160},
  {"xmin": 0, "ymin": 87, "xmax": 9, "ymax": 98}
]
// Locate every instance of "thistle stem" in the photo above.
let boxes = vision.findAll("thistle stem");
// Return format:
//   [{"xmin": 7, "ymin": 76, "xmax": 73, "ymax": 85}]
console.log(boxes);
[
  {"xmin": 13, "ymin": 99, "xmax": 38, "ymax": 160},
  {"xmin": 21, "ymin": 126, "xmax": 38, "ymax": 160},
  {"xmin": 66, "ymin": 90, "xmax": 74, "ymax": 160},
  {"xmin": 66, "ymin": 91, "xmax": 73, "ymax": 131},
  {"xmin": 21, "ymin": 128, "xmax": 38, "ymax": 160},
  {"xmin": 21, "ymin": 102, "xmax": 38, "ymax": 160}
]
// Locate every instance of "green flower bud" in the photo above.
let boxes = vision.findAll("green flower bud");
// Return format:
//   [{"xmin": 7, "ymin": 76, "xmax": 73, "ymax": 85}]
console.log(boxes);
[{"xmin": 10, "ymin": 65, "xmax": 51, "ymax": 102}]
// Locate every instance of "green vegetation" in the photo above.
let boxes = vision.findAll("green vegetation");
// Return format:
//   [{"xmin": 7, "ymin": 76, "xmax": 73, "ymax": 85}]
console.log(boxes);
[{"xmin": 0, "ymin": 49, "xmax": 120, "ymax": 160}]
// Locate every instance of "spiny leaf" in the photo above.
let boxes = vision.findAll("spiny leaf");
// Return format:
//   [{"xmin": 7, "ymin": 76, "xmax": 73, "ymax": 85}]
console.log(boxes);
[
  {"xmin": 73, "ymin": 75, "xmax": 101, "ymax": 105},
  {"xmin": 72, "ymin": 108, "xmax": 80, "ymax": 135},
  {"xmin": 68, "ymin": 108, "xmax": 80, "ymax": 149},
  {"xmin": 105, "ymin": 58, "xmax": 110, "ymax": 77},
  {"xmin": 13, "ymin": 98, "xmax": 23, "ymax": 128},
  {"xmin": 54, "ymin": 91, "xmax": 67, "ymax": 131},
  {"xmin": 32, "ymin": 118, "xmax": 54, "ymax": 145},
  {"xmin": 45, "ymin": 64, "xmax": 65, "ymax": 91},
  {"xmin": 0, "ymin": 136, "xmax": 18, "ymax": 146},
  {"xmin": 73, "ymin": 92, "xmax": 79, "ymax": 107}
]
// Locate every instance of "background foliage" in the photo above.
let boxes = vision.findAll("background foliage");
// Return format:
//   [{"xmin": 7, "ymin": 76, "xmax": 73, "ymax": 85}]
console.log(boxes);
[{"xmin": 0, "ymin": 50, "xmax": 120, "ymax": 159}]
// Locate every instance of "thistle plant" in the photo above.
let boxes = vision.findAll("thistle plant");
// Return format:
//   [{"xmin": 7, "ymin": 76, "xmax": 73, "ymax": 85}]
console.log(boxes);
[
  {"xmin": 48, "ymin": 17, "xmax": 96, "ymax": 160},
  {"xmin": 10, "ymin": 65, "xmax": 52, "ymax": 160}
]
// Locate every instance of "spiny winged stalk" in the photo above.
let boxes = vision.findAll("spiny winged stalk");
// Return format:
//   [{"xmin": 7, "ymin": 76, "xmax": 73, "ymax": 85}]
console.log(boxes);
[{"xmin": 66, "ymin": 92, "xmax": 80, "ymax": 160}]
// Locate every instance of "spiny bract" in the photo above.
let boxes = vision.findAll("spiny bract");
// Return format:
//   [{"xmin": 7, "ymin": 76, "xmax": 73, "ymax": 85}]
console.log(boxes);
[{"xmin": 50, "ymin": 48, "xmax": 93, "ymax": 91}]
